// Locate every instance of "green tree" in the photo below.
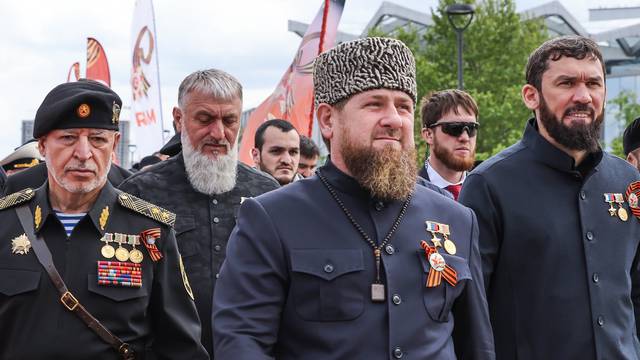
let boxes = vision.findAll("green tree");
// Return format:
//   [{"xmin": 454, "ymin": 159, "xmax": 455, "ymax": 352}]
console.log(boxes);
[
  {"xmin": 372, "ymin": 0, "xmax": 548, "ymax": 164},
  {"xmin": 609, "ymin": 90, "xmax": 640, "ymax": 158}
]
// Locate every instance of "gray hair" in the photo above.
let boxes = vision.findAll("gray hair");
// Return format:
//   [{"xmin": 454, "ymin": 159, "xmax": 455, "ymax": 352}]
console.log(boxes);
[{"xmin": 177, "ymin": 69, "xmax": 243, "ymax": 108}]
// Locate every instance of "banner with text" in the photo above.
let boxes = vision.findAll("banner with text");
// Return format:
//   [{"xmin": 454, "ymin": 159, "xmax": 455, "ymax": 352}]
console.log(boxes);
[{"xmin": 130, "ymin": 0, "xmax": 164, "ymax": 159}]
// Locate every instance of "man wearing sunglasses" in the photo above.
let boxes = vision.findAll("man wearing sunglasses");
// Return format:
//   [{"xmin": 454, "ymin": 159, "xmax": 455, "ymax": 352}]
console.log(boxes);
[
  {"xmin": 419, "ymin": 89, "xmax": 479, "ymax": 200},
  {"xmin": 460, "ymin": 36, "xmax": 640, "ymax": 359}
]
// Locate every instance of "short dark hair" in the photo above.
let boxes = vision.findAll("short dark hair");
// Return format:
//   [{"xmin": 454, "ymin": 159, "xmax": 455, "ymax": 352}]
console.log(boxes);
[
  {"xmin": 254, "ymin": 119, "xmax": 297, "ymax": 151},
  {"xmin": 299, "ymin": 135, "xmax": 320, "ymax": 159},
  {"xmin": 420, "ymin": 89, "xmax": 478, "ymax": 129},
  {"xmin": 526, "ymin": 35, "xmax": 605, "ymax": 91}
]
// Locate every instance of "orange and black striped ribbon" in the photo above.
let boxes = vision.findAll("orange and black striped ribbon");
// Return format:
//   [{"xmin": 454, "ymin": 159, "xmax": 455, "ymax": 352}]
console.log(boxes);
[
  {"xmin": 140, "ymin": 228, "xmax": 163, "ymax": 262},
  {"xmin": 420, "ymin": 240, "xmax": 457, "ymax": 288},
  {"xmin": 626, "ymin": 182, "xmax": 640, "ymax": 218}
]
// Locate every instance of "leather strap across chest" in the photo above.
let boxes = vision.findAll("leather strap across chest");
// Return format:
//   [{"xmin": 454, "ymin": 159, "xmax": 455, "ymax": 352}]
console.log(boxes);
[{"xmin": 15, "ymin": 204, "xmax": 135, "ymax": 360}]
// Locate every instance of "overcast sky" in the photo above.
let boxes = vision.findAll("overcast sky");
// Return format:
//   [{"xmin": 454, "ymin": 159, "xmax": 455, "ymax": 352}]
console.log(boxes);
[{"xmin": 0, "ymin": 0, "xmax": 636, "ymax": 158}]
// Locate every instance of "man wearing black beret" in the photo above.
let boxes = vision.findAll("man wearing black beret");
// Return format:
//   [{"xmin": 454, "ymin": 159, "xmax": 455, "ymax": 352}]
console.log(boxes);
[
  {"xmin": 2, "ymin": 81, "xmax": 132, "ymax": 195},
  {"xmin": 0, "ymin": 79, "xmax": 209, "ymax": 359},
  {"xmin": 624, "ymin": 117, "xmax": 640, "ymax": 171}
]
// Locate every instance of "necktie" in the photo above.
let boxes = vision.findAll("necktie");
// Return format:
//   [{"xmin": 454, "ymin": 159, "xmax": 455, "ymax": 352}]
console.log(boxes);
[{"xmin": 445, "ymin": 184, "xmax": 462, "ymax": 201}]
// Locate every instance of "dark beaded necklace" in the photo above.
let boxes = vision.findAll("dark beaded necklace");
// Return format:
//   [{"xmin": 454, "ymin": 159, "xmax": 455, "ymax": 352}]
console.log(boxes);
[{"xmin": 317, "ymin": 169, "xmax": 412, "ymax": 302}]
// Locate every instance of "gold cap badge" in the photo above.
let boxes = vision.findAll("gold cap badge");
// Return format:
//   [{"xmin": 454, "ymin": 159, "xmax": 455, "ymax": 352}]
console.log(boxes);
[{"xmin": 77, "ymin": 103, "xmax": 91, "ymax": 118}]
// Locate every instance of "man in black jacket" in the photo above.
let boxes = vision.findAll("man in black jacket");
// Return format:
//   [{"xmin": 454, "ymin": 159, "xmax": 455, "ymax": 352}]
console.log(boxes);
[
  {"xmin": 460, "ymin": 35, "xmax": 640, "ymax": 359},
  {"xmin": 119, "ymin": 69, "xmax": 279, "ymax": 356}
]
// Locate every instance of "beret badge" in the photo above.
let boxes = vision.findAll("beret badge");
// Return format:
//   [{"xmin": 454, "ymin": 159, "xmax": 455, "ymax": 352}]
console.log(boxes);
[
  {"xmin": 112, "ymin": 101, "xmax": 121, "ymax": 125},
  {"xmin": 77, "ymin": 104, "xmax": 91, "ymax": 118}
]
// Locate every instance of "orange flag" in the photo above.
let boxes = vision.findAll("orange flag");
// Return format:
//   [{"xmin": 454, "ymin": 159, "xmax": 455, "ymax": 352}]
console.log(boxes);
[
  {"xmin": 86, "ymin": 37, "xmax": 111, "ymax": 87},
  {"xmin": 238, "ymin": 0, "xmax": 345, "ymax": 165}
]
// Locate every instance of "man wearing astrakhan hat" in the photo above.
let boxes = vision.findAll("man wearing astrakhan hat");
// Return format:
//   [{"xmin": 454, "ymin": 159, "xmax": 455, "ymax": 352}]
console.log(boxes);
[
  {"xmin": 213, "ymin": 38, "xmax": 495, "ymax": 359},
  {"xmin": 0, "ymin": 79, "xmax": 209, "ymax": 359}
]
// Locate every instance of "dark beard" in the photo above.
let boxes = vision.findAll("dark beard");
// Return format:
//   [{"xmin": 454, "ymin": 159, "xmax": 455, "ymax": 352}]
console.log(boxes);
[
  {"xmin": 341, "ymin": 140, "xmax": 417, "ymax": 201},
  {"xmin": 431, "ymin": 138, "xmax": 475, "ymax": 172},
  {"xmin": 539, "ymin": 96, "xmax": 603, "ymax": 152}
]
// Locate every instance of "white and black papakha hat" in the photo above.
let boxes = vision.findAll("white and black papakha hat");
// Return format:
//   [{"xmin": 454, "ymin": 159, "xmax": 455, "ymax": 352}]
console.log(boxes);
[{"xmin": 313, "ymin": 37, "xmax": 417, "ymax": 107}]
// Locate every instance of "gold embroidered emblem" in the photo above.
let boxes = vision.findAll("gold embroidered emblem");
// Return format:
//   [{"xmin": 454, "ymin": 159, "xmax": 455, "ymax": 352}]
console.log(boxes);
[
  {"xmin": 179, "ymin": 256, "xmax": 194, "ymax": 300},
  {"xmin": 11, "ymin": 234, "xmax": 31, "ymax": 255},
  {"xmin": 77, "ymin": 103, "xmax": 91, "ymax": 118},
  {"xmin": 34, "ymin": 205, "xmax": 42, "ymax": 229},
  {"xmin": 112, "ymin": 101, "xmax": 121, "ymax": 124},
  {"xmin": 99, "ymin": 206, "xmax": 109, "ymax": 231}
]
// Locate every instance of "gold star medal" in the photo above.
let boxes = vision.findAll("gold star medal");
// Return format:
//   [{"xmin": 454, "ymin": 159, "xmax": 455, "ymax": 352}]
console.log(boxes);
[
  {"xmin": 425, "ymin": 221, "xmax": 442, "ymax": 248},
  {"xmin": 603, "ymin": 193, "xmax": 617, "ymax": 216},
  {"xmin": 11, "ymin": 234, "xmax": 31, "ymax": 255}
]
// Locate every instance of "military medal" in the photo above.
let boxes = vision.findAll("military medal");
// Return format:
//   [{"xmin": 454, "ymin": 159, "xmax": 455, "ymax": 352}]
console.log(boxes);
[
  {"xmin": 100, "ymin": 233, "xmax": 115, "ymax": 259},
  {"xmin": 626, "ymin": 181, "xmax": 640, "ymax": 220},
  {"xmin": 114, "ymin": 233, "xmax": 130, "ymax": 262},
  {"xmin": 613, "ymin": 193, "xmax": 629, "ymax": 222},
  {"xmin": 439, "ymin": 224, "xmax": 457, "ymax": 255},
  {"xmin": 425, "ymin": 221, "xmax": 442, "ymax": 248},
  {"xmin": 420, "ymin": 240, "xmax": 457, "ymax": 288},
  {"xmin": 128, "ymin": 235, "xmax": 144, "ymax": 264},
  {"xmin": 11, "ymin": 234, "xmax": 31, "ymax": 255},
  {"xmin": 603, "ymin": 193, "xmax": 618, "ymax": 217}
]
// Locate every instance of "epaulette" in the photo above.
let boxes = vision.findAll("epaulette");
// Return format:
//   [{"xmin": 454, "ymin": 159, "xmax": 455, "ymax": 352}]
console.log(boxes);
[
  {"xmin": 117, "ymin": 192, "xmax": 176, "ymax": 227},
  {"xmin": 0, "ymin": 188, "xmax": 35, "ymax": 211}
]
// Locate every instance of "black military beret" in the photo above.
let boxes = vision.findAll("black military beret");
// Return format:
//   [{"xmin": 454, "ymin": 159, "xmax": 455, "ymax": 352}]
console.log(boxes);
[
  {"xmin": 623, "ymin": 117, "xmax": 640, "ymax": 156},
  {"xmin": 33, "ymin": 79, "xmax": 122, "ymax": 138}
]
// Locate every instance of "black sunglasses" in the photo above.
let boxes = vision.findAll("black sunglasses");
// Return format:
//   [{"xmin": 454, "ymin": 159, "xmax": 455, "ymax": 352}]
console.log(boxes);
[{"xmin": 429, "ymin": 121, "xmax": 479, "ymax": 137}]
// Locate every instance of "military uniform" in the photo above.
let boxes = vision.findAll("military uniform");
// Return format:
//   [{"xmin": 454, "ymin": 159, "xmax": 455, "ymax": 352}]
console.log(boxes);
[
  {"xmin": 0, "ymin": 182, "xmax": 209, "ymax": 359},
  {"xmin": 119, "ymin": 154, "xmax": 279, "ymax": 355},
  {"xmin": 213, "ymin": 161, "xmax": 494, "ymax": 359},
  {"xmin": 459, "ymin": 119, "xmax": 640, "ymax": 359}
]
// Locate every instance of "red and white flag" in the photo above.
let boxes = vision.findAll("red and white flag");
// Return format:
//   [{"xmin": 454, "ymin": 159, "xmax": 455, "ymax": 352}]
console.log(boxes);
[{"xmin": 239, "ymin": 0, "xmax": 345, "ymax": 165}]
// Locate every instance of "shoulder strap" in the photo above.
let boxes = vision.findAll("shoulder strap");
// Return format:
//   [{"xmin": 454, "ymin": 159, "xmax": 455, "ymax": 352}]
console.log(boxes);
[
  {"xmin": 14, "ymin": 205, "xmax": 135, "ymax": 360},
  {"xmin": 0, "ymin": 188, "xmax": 35, "ymax": 210},
  {"xmin": 117, "ymin": 192, "xmax": 176, "ymax": 227}
]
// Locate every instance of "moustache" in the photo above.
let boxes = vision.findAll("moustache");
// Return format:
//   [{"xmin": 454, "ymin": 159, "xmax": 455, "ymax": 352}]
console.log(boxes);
[
  {"xmin": 65, "ymin": 162, "xmax": 97, "ymax": 172},
  {"xmin": 563, "ymin": 103, "xmax": 595, "ymax": 118}
]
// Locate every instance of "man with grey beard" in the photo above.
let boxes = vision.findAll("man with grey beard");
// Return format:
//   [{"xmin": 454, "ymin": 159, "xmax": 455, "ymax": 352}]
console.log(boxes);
[
  {"xmin": 213, "ymin": 37, "xmax": 494, "ymax": 359},
  {"xmin": 460, "ymin": 36, "xmax": 640, "ymax": 359},
  {"xmin": 119, "ymin": 69, "xmax": 279, "ymax": 357}
]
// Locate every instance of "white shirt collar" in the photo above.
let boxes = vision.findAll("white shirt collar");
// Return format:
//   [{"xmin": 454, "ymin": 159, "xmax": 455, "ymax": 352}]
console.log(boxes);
[{"xmin": 425, "ymin": 157, "xmax": 466, "ymax": 188}]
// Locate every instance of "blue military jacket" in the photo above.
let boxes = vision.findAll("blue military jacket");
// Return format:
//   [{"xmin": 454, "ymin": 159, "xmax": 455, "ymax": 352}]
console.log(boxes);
[
  {"xmin": 460, "ymin": 119, "xmax": 640, "ymax": 360},
  {"xmin": 213, "ymin": 161, "xmax": 495, "ymax": 359}
]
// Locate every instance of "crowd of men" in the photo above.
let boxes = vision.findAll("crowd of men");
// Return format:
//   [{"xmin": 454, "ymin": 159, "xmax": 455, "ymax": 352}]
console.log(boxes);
[{"xmin": 2, "ymin": 34, "xmax": 640, "ymax": 360}]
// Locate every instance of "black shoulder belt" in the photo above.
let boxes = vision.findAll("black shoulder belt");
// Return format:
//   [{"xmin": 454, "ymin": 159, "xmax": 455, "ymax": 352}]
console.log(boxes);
[{"xmin": 15, "ymin": 204, "xmax": 135, "ymax": 360}]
